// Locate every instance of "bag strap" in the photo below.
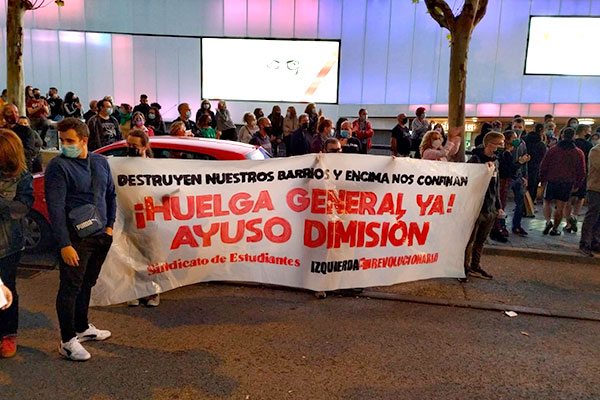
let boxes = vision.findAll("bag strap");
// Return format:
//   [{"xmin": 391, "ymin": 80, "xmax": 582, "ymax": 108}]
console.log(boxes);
[{"xmin": 87, "ymin": 156, "xmax": 100, "ymax": 207}]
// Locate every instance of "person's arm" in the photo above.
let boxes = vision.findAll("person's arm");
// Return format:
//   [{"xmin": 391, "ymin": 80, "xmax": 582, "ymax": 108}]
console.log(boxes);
[
  {"xmin": 391, "ymin": 136, "xmax": 398, "ymax": 156},
  {"xmin": 114, "ymin": 118, "xmax": 123, "ymax": 141},
  {"xmin": 576, "ymin": 150, "xmax": 587, "ymax": 189},
  {"xmin": 422, "ymin": 147, "xmax": 446, "ymax": 160},
  {"xmin": 103, "ymin": 159, "xmax": 117, "ymax": 233},
  {"xmin": 44, "ymin": 161, "xmax": 72, "ymax": 249},
  {"xmin": 444, "ymin": 135, "xmax": 461, "ymax": 158},
  {"xmin": 26, "ymin": 100, "xmax": 37, "ymax": 116},
  {"xmin": 42, "ymin": 99, "xmax": 50, "ymax": 115}
]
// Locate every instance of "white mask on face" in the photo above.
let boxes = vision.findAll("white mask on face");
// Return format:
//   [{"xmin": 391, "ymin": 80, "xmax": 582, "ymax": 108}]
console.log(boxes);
[{"xmin": 432, "ymin": 139, "xmax": 442, "ymax": 149}]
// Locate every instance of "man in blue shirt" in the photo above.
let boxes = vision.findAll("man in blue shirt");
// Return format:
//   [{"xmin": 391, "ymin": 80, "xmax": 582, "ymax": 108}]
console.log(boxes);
[{"xmin": 45, "ymin": 118, "xmax": 116, "ymax": 361}]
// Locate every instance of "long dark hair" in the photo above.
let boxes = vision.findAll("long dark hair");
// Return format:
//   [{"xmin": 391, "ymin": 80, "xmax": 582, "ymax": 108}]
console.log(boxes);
[{"xmin": 128, "ymin": 128, "xmax": 153, "ymax": 158}]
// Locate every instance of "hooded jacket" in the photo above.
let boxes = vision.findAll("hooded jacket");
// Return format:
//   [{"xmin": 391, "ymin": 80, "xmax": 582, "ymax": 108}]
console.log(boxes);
[
  {"xmin": 468, "ymin": 146, "xmax": 502, "ymax": 215},
  {"xmin": 524, "ymin": 133, "xmax": 547, "ymax": 167},
  {"xmin": 539, "ymin": 140, "xmax": 586, "ymax": 187}
]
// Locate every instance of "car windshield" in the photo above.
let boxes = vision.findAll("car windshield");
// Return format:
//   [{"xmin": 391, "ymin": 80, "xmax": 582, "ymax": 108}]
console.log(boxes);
[{"xmin": 245, "ymin": 148, "xmax": 270, "ymax": 160}]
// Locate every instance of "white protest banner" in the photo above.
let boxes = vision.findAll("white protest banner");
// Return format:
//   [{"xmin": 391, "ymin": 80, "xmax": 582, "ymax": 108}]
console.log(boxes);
[{"xmin": 91, "ymin": 154, "xmax": 492, "ymax": 306}]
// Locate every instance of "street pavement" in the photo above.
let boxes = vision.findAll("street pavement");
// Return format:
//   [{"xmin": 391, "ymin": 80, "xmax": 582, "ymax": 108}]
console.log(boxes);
[{"xmin": 2, "ymin": 254, "xmax": 599, "ymax": 400}]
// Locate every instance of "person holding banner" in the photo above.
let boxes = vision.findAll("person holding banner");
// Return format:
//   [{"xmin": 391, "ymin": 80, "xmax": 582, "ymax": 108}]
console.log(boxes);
[
  {"xmin": 463, "ymin": 131, "xmax": 506, "ymax": 281},
  {"xmin": 45, "ymin": 118, "xmax": 116, "ymax": 361},
  {"xmin": 0, "ymin": 129, "xmax": 34, "ymax": 358},
  {"xmin": 124, "ymin": 129, "xmax": 160, "ymax": 306}
]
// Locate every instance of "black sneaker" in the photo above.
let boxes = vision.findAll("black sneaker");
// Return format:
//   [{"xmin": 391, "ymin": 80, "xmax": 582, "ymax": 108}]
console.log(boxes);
[
  {"xmin": 489, "ymin": 230, "xmax": 508, "ymax": 243},
  {"xmin": 543, "ymin": 221, "xmax": 553, "ymax": 235},
  {"xmin": 569, "ymin": 216, "xmax": 578, "ymax": 233},
  {"xmin": 469, "ymin": 267, "xmax": 493, "ymax": 280},
  {"xmin": 549, "ymin": 228, "xmax": 561, "ymax": 236},
  {"xmin": 578, "ymin": 246, "xmax": 594, "ymax": 257}
]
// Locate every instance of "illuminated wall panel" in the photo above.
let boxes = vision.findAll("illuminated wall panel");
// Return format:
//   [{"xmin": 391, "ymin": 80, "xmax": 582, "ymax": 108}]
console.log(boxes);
[
  {"xmin": 248, "ymin": 0, "xmax": 271, "ymax": 37},
  {"xmin": 385, "ymin": 0, "xmax": 415, "ymax": 104},
  {"xmin": 5, "ymin": 0, "xmax": 600, "ymax": 117},
  {"xmin": 154, "ymin": 37, "xmax": 180, "ymax": 121},
  {"xmin": 294, "ymin": 0, "xmax": 319, "ymax": 38},
  {"xmin": 31, "ymin": 30, "xmax": 61, "ymax": 94},
  {"xmin": 408, "ymin": 2, "xmax": 440, "ymax": 105},
  {"xmin": 317, "ymin": 0, "xmax": 341, "ymax": 39},
  {"xmin": 465, "ymin": 0, "xmax": 501, "ymax": 103},
  {"xmin": 492, "ymin": 0, "xmax": 529, "ymax": 103},
  {"xmin": 85, "ymin": 32, "xmax": 114, "ymax": 102},
  {"xmin": 112, "ymin": 34, "xmax": 135, "ymax": 107},
  {"xmin": 361, "ymin": 0, "xmax": 390, "ymax": 104},
  {"xmin": 58, "ymin": 0, "xmax": 86, "ymax": 30},
  {"xmin": 338, "ymin": 0, "xmax": 366, "ymax": 103},
  {"xmin": 224, "ymin": 0, "xmax": 247, "ymax": 36},
  {"xmin": 271, "ymin": 0, "xmax": 295, "ymax": 37},
  {"xmin": 58, "ymin": 31, "xmax": 87, "ymax": 104}
]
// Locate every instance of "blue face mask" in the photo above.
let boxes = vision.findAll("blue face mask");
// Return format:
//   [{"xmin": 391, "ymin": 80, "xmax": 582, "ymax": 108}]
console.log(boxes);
[
  {"xmin": 569, "ymin": 123, "xmax": 577, "ymax": 128},
  {"xmin": 61, "ymin": 144, "xmax": 82, "ymax": 158},
  {"xmin": 340, "ymin": 130, "xmax": 349, "ymax": 138},
  {"xmin": 105, "ymin": 107, "xmax": 113, "ymax": 115},
  {"xmin": 185, "ymin": 111, "xmax": 191, "ymax": 119},
  {"xmin": 514, "ymin": 129, "xmax": 522, "ymax": 136},
  {"xmin": 547, "ymin": 129, "xmax": 554, "ymax": 136}
]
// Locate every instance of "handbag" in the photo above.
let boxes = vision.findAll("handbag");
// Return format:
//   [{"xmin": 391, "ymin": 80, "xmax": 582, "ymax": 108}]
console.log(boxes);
[{"xmin": 67, "ymin": 157, "xmax": 103, "ymax": 238}]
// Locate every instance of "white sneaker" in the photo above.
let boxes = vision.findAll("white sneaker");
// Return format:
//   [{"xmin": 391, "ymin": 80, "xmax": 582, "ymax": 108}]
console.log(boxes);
[
  {"xmin": 127, "ymin": 299, "xmax": 140, "ymax": 307},
  {"xmin": 76, "ymin": 324, "xmax": 111, "ymax": 342},
  {"xmin": 59, "ymin": 337, "xmax": 91, "ymax": 361},
  {"xmin": 145, "ymin": 294, "xmax": 160, "ymax": 307}
]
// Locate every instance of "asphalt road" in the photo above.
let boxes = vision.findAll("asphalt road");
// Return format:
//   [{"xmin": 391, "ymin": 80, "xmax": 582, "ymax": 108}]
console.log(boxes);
[{"xmin": 2, "ymin": 255, "xmax": 599, "ymax": 400}]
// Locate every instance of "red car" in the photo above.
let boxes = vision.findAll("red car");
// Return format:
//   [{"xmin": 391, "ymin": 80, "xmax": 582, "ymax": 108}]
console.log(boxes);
[{"xmin": 25, "ymin": 137, "xmax": 270, "ymax": 254}]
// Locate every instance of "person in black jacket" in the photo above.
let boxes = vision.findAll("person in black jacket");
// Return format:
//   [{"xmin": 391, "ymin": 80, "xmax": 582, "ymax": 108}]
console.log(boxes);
[
  {"xmin": 391, "ymin": 113, "xmax": 411, "ymax": 157},
  {"xmin": 524, "ymin": 123, "xmax": 547, "ymax": 205},
  {"xmin": 463, "ymin": 131, "xmax": 506, "ymax": 281},
  {"xmin": 564, "ymin": 124, "xmax": 594, "ymax": 232},
  {"xmin": 290, "ymin": 114, "xmax": 312, "ymax": 156}
]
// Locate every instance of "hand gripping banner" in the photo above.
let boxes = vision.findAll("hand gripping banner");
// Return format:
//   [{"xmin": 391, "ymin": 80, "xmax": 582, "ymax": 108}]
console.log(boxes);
[{"xmin": 91, "ymin": 154, "xmax": 492, "ymax": 306}]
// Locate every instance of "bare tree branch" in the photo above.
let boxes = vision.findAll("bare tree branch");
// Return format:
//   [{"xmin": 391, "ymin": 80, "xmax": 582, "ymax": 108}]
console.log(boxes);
[
  {"xmin": 424, "ymin": 0, "xmax": 456, "ymax": 32},
  {"xmin": 473, "ymin": 0, "xmax": 489, "ymax": 27}
]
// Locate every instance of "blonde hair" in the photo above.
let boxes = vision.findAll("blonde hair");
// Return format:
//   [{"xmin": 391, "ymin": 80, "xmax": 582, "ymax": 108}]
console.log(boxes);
[
  {"xmin": 0, "ymin": 129, "xmax": 27, "ymax": 176},
  {"xmin": 419, "ymin": 130, "xmax": 442, "ymax": 156},
  {"xmin": 169, "ymin": 121, "xmax": 186, "ymax": 136}
]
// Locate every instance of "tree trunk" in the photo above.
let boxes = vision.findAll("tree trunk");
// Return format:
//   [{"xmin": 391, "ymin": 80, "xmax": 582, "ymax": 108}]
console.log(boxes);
[
  {"xmin": 6, "ymin": 0, "xmax": 26, "ymax": 114},
  {"xmin": 448, "ymin": 27, "xmax": 471, "ymax": 162}
]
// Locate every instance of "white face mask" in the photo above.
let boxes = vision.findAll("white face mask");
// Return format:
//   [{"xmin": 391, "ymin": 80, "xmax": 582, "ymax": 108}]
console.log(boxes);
[{"xmin": 432, "ymin": 139, "xmax": 442, "ymax": 149}]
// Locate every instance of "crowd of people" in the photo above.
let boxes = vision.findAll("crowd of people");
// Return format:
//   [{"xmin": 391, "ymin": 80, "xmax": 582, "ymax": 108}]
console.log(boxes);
[{"xmin": 1, "ymin": 86, "xmax": 600, "ymax": 361}]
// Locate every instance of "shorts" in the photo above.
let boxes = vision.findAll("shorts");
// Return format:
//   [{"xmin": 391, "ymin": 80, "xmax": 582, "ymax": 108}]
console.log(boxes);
[
  {"xmin": 543, "ymin": 182, "xmax": 573, "ymax": 202},
  {"xmin": 571, "ymin": 180, "xmax": 587, "ymax": 199}
]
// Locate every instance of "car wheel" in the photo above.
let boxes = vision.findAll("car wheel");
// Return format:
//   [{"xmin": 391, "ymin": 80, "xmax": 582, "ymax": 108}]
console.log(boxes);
[{"xmin": 23, "ymin": 210, "xmax": 56, "ymax": 254}]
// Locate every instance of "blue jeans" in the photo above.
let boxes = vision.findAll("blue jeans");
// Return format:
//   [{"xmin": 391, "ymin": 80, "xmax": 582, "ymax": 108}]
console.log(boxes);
[{"xmin": 510, "ymin": 178, "xmax": 524, "ymax": 229}]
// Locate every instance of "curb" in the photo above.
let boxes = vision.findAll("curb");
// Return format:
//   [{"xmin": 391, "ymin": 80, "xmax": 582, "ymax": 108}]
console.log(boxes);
[
  {"xmin": 483, "ymin": 245, "xmax": 600, "ymax": 265},
  {"xmin": 351, "ymin": 290, "xmax": 600, "ymax": 322}
]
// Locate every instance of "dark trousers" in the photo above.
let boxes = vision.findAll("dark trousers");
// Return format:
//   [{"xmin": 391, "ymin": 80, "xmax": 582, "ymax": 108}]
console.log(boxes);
[
  {"xmin": 30, "ymin": 117, "xmax": 51, "ymax": 144},
  {"xmin": 56, "ymin": 234, "xmax": 112, "ymax": 342},
  {"xmin": 580, "ymin": 190, "xmax": 600, "ymax": 249},
  {"xmin": 527, "ymin": 165, "xmax": 540, "ymax": 203},
  {"xmin": 0, "ymin": 252, "xmax": 21, "ymax": 338},
  {"xmin": 510, "ymin": 178, "xmax": 524, "ymax": 229},
  {"xmin": 283, "ymin": 135, "xmax": 292, "ymax": 157},
  {"xmin": 465, "ymin": 212, "xmax": 496, "ymax": 269}
]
